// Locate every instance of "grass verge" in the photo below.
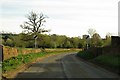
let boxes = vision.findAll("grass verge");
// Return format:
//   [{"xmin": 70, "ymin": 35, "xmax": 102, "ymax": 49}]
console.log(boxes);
[
  {"xmin": 93, "ymin": 55, "xmax": 120, "ymax": 69},
  {"xmin": 2, "ymin": 52, "xmax": 45, "ymax": 73},
  {"xmin": 77, "ymin": 51, "xmax": 120, "ymax": 74},
  {"xmin": 2, "ymin": 49, "xmax": 79, "ymax": 73}
]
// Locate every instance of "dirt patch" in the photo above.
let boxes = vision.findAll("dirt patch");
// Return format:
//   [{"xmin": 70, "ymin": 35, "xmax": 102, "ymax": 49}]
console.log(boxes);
[
  {"xmin": 3, "ymin": 46, "xmax": 41, "ymax": 60},
  {"xmin": 3, "ymin": 46, "xmax": 18, "ymax": 60}
]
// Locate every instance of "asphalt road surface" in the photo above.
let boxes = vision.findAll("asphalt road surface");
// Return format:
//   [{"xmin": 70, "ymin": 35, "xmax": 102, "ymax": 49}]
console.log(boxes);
[{"xmin": 15, "ymin": 52, "xmax": 119, "ymax": 79}]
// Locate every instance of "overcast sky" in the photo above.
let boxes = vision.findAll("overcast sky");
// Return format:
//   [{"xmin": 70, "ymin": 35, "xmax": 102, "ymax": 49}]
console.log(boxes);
[{"xmin": 0, "ymin": 0, "xmax": 119, "ymax": 38}]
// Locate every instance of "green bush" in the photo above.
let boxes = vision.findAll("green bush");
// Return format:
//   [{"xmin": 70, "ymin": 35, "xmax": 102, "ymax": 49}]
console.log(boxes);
[{"xmin": 77, "ymin": 51, "xmax": 95, "ymax": 59}]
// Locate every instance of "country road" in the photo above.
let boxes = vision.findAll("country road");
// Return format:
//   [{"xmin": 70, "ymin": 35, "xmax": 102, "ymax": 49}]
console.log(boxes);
[{"xmin": 15, "ymin": 52, "xmax": 119, "ymax": 79}]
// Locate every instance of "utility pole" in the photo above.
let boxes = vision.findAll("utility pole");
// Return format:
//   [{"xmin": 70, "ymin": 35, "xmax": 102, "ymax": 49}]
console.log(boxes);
[
  {"xmin": 118, "ymin": 1, "xmax": 120, "ymax": 37},
  {"xmin": 86, "ymin": 35, "xmax": 90, "ymax": 50}
]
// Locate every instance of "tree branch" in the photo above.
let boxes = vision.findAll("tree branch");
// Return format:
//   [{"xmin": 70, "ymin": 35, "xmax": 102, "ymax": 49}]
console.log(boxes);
[{"xmin": 20, "ymin": 12, "xmax": 49, "ymax": 34}]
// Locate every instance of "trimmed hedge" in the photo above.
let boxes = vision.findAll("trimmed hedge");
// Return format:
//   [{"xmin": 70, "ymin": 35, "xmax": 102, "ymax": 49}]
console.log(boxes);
[{"xmin": 77, "ymin": 51, "xmax": 95, "ymax": 59}]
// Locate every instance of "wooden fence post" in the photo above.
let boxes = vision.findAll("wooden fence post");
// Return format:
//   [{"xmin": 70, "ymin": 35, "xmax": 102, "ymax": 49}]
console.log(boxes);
[{"xmin": 0, "ymin": 45, "xmax": 3, "ymax": 62}]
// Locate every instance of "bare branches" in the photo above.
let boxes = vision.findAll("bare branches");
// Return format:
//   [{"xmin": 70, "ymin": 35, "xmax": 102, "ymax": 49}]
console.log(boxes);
[
  {"xmin": 37, "ymin": 28, "xmax": 49, "ymax": 33},
  {"xmin": 20, "ymin": 11, "xmax": 49, "ymax": 34},
  {"xmin": 88, "ymin": 28, "xmax": 96, "ymax": 38},
  {"xmin": 25, "ymin": 22, "xmax": 33, "ymax": 26}
]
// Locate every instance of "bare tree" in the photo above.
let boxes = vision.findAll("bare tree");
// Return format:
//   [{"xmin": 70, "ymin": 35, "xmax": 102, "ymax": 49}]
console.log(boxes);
[
  {"xmin": 20, "ymin": 11, "xmax": 49, "ymax": 34},
  {"xmin": 20, "ymin": 11, "xmax": 49, "ymax": 48},
  {"xmin": 88, "ymin": 28, "xmax": 96, "ymax": 38}
]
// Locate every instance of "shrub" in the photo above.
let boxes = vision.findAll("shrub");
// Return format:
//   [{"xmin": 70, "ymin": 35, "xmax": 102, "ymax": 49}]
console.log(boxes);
[{"xmin": 77, "ymin": 51, "xmax": 95, "ymax": 59}]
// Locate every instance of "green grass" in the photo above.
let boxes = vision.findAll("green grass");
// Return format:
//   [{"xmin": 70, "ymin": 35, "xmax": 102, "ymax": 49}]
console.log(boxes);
[
  {"xmin": 2, "ymin": 49, "xmax": 79, "ymax": 73},
  {"xmin": 93, "ymin": 55, "xmax": 120, "ymax": 69},
  {"xmin": 2, "ymin": 52, "xmax": 45, "ymax": 72},
  {"xmin": 77, "ymin": 51, "xmax": 120, "ymax": 71}
]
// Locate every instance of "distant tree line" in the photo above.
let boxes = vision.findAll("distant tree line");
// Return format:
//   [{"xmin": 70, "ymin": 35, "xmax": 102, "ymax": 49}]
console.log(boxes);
[
  {"xmin": 1, "ymin": 33, "xmax": 84, "ymax": 48},
  {"xmin": 1, "ymin": 32, "xmax": 111, "ymax": 49}
]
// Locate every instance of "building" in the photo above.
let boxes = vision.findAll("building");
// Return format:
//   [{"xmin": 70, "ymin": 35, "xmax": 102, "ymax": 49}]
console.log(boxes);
[{"xmin": 111, "ymin": 36, "xmax": 120, "ymax": 46}]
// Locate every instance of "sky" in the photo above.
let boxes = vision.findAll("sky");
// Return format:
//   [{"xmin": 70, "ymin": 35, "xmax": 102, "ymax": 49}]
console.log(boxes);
[{"xmin": 0, "ymin": 0, "xmax": 119, "ymax": 38}]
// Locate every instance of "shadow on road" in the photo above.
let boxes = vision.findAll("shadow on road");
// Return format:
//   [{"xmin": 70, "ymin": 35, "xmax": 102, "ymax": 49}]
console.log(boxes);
[
  {"xmin": 14, "ymin": 53, "xmax": 119, "ymax": 79},
  {"xmin": 15, "ymin": 63, "xmax": 66, "ymax": 78},
  {"xmin": 14, "ymin": 53, "xmax": 75, "ymax": 79}
]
